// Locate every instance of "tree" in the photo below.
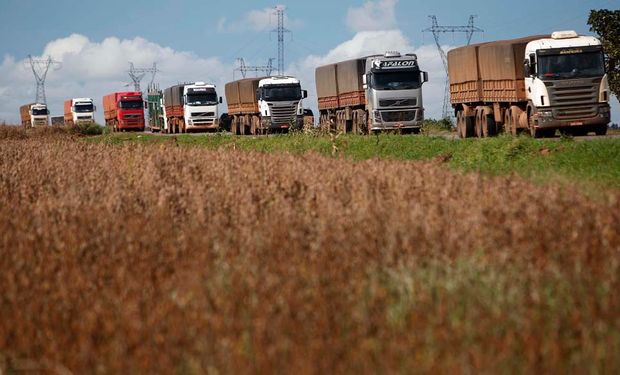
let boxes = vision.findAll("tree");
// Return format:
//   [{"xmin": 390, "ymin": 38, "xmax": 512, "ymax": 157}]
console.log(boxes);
[{"xmin": 588, "ymin": 9, "xmax": 620, "ymax": 103}]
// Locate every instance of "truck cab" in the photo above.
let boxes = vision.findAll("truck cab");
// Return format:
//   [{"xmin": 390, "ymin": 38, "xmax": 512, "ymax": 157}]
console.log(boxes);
[
  {"xmin": 364, "ymin": 52, "xmax": 428, "ymax": 131},
  {"xmin": 257, "ymin": 76, "xmax": 307, "ymax": 130},
  {"xmin": 30, "ymin": 103, "xmax": 49, "ymax": 127},
  {"xmin": 69, "ymin": 98, "xmax": 96, "ymax": 125},
  {"xmin": 183, "ymin": 82, "xmax": 221, "ymax": 130},
  {"xmin": 524, "ymin": 31, "xmax": 610, "ymax": 134}
]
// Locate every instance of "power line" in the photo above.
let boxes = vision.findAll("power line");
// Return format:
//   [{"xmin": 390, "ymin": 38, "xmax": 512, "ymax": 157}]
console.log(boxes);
[
  {"xmin": 271, "ymin": 5, "xmax": 290, "ymax": 75},
  {"xmin": 127, "ymin": 62, "xmax": 159, "ymax": 92},
  {"xmin": 24, "ymin": 55, "xmax": 61, "ymax": 104},
  {"xmin": 234, "ymin": 58, "xmax": 275, "ymax": 80},
  {"xmin": 424, "ymin": 15, "xmax": 483, "ymax": 120}
]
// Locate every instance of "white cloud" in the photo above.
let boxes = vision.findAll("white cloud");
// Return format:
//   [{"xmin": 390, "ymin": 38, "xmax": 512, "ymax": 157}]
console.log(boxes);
[
  {"xmin": 0, "ymin": 34, "xmax": 233, "ymax": 124},
  {"xmin": 346, "ymin": 0, "xmax": 398, "ymax": 33},
  {"xmin": 217, "ymin": 5, "xmax": 302, "ymax": 33},
  {"xmin": 288, "ymin": 30, "xmax": 451, "ymax": 120}
]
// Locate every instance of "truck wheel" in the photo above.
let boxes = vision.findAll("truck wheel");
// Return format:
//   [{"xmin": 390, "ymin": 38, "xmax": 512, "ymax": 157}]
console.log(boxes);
[
  {"xmin": 482, "ymin": 115, "xmax": 496, "ymax": 138},
  {"xmin": 594, "ymin": 124, "xmax": 608, "ymax": 136},
  {"xmin": 457, "ymin": 110, "xmax": 470, "ymax": 138},
  {"xmin": 474, "ymin": 110, "xmax": 483, "ymax": 138}
]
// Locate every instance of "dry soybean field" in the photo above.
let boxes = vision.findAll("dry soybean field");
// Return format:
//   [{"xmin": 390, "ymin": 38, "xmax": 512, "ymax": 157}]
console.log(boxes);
[{"xmin": 0, "ymin": 126, "xmax": 619, "ymax": 373}]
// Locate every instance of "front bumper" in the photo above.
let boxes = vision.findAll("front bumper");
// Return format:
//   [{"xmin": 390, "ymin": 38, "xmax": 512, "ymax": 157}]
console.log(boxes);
[
  {"xmin": 261, "ymin": 116, "xmax": 303, "ymax": 129},
  {"xmin": 536, "ymin": 103, "xmax": 610, "ymax": 128},
  {"xmin": 187, "ymin": 118, "xmax": 219, "ymax": 130},
  {"xmin": 370, "ymin": 108, "xmax": 424, "ymax": 131}
]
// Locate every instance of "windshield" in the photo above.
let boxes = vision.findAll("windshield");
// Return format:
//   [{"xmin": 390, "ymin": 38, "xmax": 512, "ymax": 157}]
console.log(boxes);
[
  {"xmin": 371, "ymin": 71, "xmax": 421, "ymax": 90},
  {"xmin": 119, "ymin": 100, "xmax": 143, "ymax": 110},
  {"xmin": 75, "ymin": 104, "xmax": 94, "ymax": 113},
  {"xmin": 32, "ymin": 108, "xmax": 48, "ymax": 116},
  {"xmin": 186, "ymin": 93, "xmax": 218, "ymax": 106},
  {"xmin": 538, "ymin": 52, "xmax": 605, "ymax": 80},
  {"xmin": 262, "ymin": 85, "xmax": 302, "ymax": 101}
]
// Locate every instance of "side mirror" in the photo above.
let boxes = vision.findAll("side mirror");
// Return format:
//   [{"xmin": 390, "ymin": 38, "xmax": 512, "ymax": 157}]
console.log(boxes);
[
  {"xmin": 303, "ymin": 90, "xmax": 308, "ymax": 99},
  {"xmin": 94, "ymin": 105, "xmax": 97, "ymax": 112},
  {"xmin": 144, "ymin": 101, "xmax": 148, "ymax": 109},
  {"xmin": 219, "ymin": 97, "xmax": 223, "ymax": 104},
  {"xmin": 422, "ymin": 71, "xmax": 429, "ymax": 83},
  {"xmin": 524, "ymin": 60, "xmax": 531, "ymax": 77},
  {"xmin": 362, "ymin": 74, "xmax": 367, "ymax": 85},
  {"xmin": 528, "ymin": 53, "xmax": 537, "ymax": 77},
  {"xmin": 256, "ymin": 89, "xmax": 261, "ymax": 99}
]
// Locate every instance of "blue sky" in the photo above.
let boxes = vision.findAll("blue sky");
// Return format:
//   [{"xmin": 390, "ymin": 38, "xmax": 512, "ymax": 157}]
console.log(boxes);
[{"xmin": 0, "ymin": 0, "xmax": 618, "ymax": 123}]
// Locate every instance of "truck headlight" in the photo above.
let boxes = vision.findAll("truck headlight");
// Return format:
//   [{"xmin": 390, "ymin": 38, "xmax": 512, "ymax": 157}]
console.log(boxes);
[{"xmin": 373, "ymin": 110, "xmax": 382, "ymax": 122}]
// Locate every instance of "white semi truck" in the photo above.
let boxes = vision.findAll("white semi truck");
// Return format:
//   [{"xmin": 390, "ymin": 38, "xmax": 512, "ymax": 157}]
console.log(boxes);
[
  {"xmin": 225, "ymin": 76, "xmax": 307, "ymax": 135},
  {"xmin": 449, "ymin": 31, "xmax": 611, "ymax": 138},
  {"xmin": 163, "ymin": 82, "xmax": 222, "ymax": 133},
  {"xmin": 20, "ymin": 103, "xmax": 49, "ymax": 127},
  {"xmin": 64, "ymin": 98, "xmax": 96, "ymax": 126}
]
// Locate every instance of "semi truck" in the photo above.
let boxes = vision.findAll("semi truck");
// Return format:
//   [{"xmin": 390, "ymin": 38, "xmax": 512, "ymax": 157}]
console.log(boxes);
[
  {"xmin": 64, "ymin": 98, "xmax": 96, "ymax": 126},
  {"xmin": 162, "ymin": 82, "xmax": 221, "ymax": 134},
  {"xmin": 102, "ymin": 92, "xmax": 145, "ymax": 132},
  {"xmin": 316, "ymin": 51, "xmax": 428, "ymax": 134},
  {"xmin": 448, "ymin": 31, "xmax": 611, "ymax": 138},
  {"xmin": 147, "ymin": 85, "xmax": 164, "ymax": 132},
  {"xmin": 225, "ymin": 76, "xmax": 307, "ymax": 135},
  {"xmin": 19, "ymin": 103, "xmax": 49, "ymax": 127}
]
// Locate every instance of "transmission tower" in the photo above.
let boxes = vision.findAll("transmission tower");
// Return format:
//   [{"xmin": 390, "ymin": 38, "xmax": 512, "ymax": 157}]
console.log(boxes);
[
  {"xmin": 271, "ymin": 5, "xmax": 290, "ymax": 76},
  {"xmin": 25, "ymin": 55, "xmax": 61, "ymax": 104},
  {"xmin": 423, "ymin": 16, "xmax": 483, "ymax": 120},
  {"xmin": 128, "ymin": 62, "xmax": 159, "ymax": 92},
  {"xmin": 234, "ymin": 58, "xmax": 275, "ymax": 79}
]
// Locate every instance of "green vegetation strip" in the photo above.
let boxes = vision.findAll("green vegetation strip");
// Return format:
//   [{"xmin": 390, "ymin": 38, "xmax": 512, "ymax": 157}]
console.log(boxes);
[{"xmin": 92, "ymin": 133, "xmax": 620, "ymax": 191}]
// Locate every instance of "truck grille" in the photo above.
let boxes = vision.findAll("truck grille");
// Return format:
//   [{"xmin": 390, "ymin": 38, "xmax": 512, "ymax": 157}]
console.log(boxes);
[
  {"xmin": 270, "ymin": 103, "xmax": 298, "ymax": 125},
  {"xmin": 192, "ymin": 112, "xmax": 215, "ymax": 117},
  {"xmin": 379, "ymin": 98, "xmax": 417, "ymax": 107},
  {"xmin": 381, "ymin": 110, "xmax": 417, "ymax": 122},
  {"xmin": 546, "ymin": 78, "xmax": 599, "ymax": 107},
  {"xmin": 552, "ymin": 106, "xmax": 598, "ymax": 120},
  {"xmin": 124, "ymin": 114, "xmax": 142, "ymax": 120}
]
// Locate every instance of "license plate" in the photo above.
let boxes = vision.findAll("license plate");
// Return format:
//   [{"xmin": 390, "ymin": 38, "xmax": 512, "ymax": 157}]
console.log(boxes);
[{"xmin": 570, "ymin": 122, "xmax": 583, "ymax": 126}]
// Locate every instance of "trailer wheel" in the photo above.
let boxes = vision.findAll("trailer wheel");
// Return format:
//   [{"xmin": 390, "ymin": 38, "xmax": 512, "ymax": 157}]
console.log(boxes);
[
  {"xmin": 456, "ymin": 111, "xmax": 466, "ymax": 138},
  {"xmin": 474, "ymin": 110, "xmax": 483, "ymax": 138},
  {"xmin": 482, "ymin": 115, "xmax": 496, "ymax": 138}
]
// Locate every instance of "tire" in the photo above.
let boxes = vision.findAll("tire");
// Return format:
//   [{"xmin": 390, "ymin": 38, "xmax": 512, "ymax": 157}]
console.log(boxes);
[
  {"xmin": 482, "ymin": 114, "xmax": 496, "ymax": 138},
  {"xmin": 474, "ymin": 110, "xmax": 483, "ymax": 138},
  {"xmin": 594, "ymin": 124, "xmax": 608, "ymax": 136}
]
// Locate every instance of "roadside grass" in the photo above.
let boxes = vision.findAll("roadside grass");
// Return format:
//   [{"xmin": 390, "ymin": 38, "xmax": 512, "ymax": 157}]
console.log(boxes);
[{"xmin": 92, "ymin": 132, "xmax": 620, "ymax": 192}]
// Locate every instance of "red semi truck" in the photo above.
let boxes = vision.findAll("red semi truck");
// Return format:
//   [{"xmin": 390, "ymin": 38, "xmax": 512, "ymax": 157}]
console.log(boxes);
[{"xmin": 102, "ymin": 92, "xmax": 145, "ymax": 132}]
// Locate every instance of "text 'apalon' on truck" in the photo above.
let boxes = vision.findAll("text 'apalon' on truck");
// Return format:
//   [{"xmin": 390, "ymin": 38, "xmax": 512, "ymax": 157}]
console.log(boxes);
[{"xmin": 316, "ymin": 51, "xmax": 428, "ymax": 134}]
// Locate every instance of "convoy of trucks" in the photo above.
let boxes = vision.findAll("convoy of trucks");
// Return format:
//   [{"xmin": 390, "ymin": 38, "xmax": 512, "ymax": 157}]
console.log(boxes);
[
  {"xmin": 102, "ymin": 92, "xmax": 146, "ymax": 132},
  {"xmin": 225, "ymin": 76, "xmax": 307, "ymax": 135},
  {"xmin": 19, "ymin": 103, "xmax": 49, "ymax": 127},
  {"xmin": 64, "ymin": 98, "xmax": 96, "ymax": 126},
  {"xmin": 316, "ymin": 51, "xmax": 428, "ymax": 134},
  {"xmin": 15, "ymin": 29, "xmax": 614, "ymax": 138},
  {"xmin": 448, "ymin": 31, "xmax": 611, "ymax": 138}
]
